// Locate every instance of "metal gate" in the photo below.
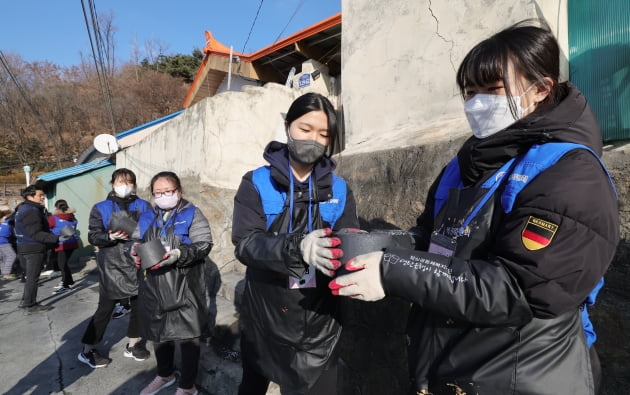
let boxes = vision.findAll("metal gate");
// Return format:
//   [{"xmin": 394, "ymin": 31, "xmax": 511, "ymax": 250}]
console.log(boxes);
[{"xmin": 568, "ymin": 0, "xmax": 630, "ymax": 142}]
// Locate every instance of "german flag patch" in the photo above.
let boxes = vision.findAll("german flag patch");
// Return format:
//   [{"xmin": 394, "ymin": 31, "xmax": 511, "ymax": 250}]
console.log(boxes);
[{"xmin": 521, "ymin": 216, "xmax": 558, "ymax": 251}]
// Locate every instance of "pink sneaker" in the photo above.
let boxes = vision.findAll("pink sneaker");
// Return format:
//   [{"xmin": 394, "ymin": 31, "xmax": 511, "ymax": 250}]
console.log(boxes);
[
  {"xmin": 174, "ymin": 387, "xmax": 198, "ymax": 395},
  {"xmin": 140, "ymin": 375, "xmax": 175, "ymax": 395}
]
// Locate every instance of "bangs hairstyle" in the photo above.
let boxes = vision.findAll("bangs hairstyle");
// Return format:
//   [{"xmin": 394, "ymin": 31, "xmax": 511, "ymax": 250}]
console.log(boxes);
[
  {"xmin": 456, "ymin": 20, "xmax": 562, "ymax": 115},
  {"xmin": 150, "ymin": 171, "xmax": 183, "ymax": 194},
  {"xmin": 285, "ymin": 92, "xmax": 339, "ymax": 156},
  {"xmin": 110, "ymin": 168, "xmax": 137, "ymax": 186}
]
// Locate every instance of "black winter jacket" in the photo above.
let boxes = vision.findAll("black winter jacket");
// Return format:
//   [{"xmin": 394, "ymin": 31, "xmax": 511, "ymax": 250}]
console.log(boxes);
[
  {"xmin": 88, "ymin": 194, "xmax": 151, "ymax": 299},
  {"xmin": 232, "ymin": 142, "xmax": 359, "ymax": 392},
  {"xmin": 384, "ymin": 83, "xmax": 619, "ymax": 394},
  {"xmin": 14, "ymin": 200, "xmax": 58, "ymax": 254},
  {"xmin": 136, "ymin": 199, "xmax": 213, "ymax": 342}
]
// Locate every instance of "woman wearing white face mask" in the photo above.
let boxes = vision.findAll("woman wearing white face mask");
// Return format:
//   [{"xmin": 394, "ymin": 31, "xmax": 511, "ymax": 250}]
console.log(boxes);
[
  {"xmin": 330, "ymin": 21, "xmax": 618, "ymax": 395},
  {"xmin": 135, "ymin": 171, "xmax": 213, "ymax": 395},
  {"xmin": 79, "ymin": 168, "xmax": 152, "ymax": 369}
]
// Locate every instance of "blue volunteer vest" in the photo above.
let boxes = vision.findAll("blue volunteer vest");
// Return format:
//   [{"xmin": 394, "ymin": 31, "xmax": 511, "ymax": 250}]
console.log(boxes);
[
  {"xmin": 14, "ymin": 204, "xmax": 45, "ymax": 245},
  {"xmin": 251, "ymin": 166, "xmax": 347, "ymax": 231},
  {"xmin": 50, "ymin": 216, "xmax": 79, "ymax": 246},
  {"xmin": 96, "ymin": 198, "xmax": 150, "ymax": 231},
  {"xmin": 0, "ymin": 219, "xmax": 13, "ymax": 244},
  {"xmin": 434, "ymin": 142, "xmax": 617, "ymax": 348},
  {"xmin": 138, "ymin": 205, "xmax": 195, "ymax": 245}
]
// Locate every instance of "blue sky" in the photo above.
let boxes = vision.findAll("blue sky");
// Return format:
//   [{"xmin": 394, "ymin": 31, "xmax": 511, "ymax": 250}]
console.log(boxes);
[{"xmin": 0, "ymin": 0, "xmax": 341, "ymax": 67}]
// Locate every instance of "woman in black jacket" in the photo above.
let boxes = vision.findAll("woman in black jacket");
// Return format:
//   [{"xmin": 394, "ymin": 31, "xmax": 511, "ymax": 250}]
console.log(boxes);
[
  {"xmin": 330, "ymin": 22, "xmax": 619, "ymax": 395},
  {"xmin": 136, "ymin": 171, "xmax": 213, "ymax": 395},
  {"xmin": 79, "ymin": 168, "xmax": 152, "ymax": 368},
  {"xmin": 232, "ymin": 93, "xmax": 360, "ymax": 394}
]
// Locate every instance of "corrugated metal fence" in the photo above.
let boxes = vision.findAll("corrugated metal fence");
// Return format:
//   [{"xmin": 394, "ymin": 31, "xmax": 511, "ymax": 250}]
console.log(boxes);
[{"xmin": 568, "ymin": 0, "xmax": 630, "ymax": 142}]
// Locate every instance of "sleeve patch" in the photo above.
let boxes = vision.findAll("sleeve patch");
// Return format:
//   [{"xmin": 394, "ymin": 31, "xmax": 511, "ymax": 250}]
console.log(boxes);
[{"xmin": 521, "ymin": 216, "xmax": 558, "ymax": 251}]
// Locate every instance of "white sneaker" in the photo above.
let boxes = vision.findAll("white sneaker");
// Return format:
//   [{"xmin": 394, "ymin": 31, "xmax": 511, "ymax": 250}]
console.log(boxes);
[
  {"xmin": 112, "ymin": 304, "xmax": 131, "ymax": 319},
  {"xmin": 49, "ymin": 271, "xmax": 62, "ymax": 279},
  {"xmin": 41, "ymin": 270, "xmax": 54, "ymax": 277},
  {"xmin": 53, "ymin": 281, "xmax": 65, "ymax": 290}
]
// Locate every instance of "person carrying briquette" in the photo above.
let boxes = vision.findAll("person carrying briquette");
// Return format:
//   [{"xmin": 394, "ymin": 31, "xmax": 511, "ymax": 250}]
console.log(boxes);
[
  {"xmin": 135, "ymin": 171, "xmax": 213, "ymax": 395},
  {"xmin": 48, "ymin": 199, "xmax": 79, "ymax": 294},
  {"xmin": 14, "ymin": 185, "xmax": 72, "ymax": 312},
  {"xmin": 329, "ymin": 21, "xmax": 619, "ymax": 395},
  {"xmin": 232, "ymin": 92, "xmax": 360, "ymax": 395},
  {"xmin": 78, "ymin": 168, "xmax": 152, "ymax": 369}
]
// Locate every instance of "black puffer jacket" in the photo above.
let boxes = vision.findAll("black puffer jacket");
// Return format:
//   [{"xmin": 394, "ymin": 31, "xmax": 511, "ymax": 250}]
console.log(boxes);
[
  {"xmin": 136, "ymin": 199, "xmax": 213, "ymax": 342},
  {"xmin": 88, "ymin": 194, "xmax": 151, "ymax": 299},
  {"xmin": 384, "ymin": 83, "xmax": 619, "ymax": 394},
  {"xmin": 232, "ymin": 142, "xmax": 359, "ymax": 392},
  {"xmin": 14, "ymin": 200, "xmax": 58, "ymax": 253}
]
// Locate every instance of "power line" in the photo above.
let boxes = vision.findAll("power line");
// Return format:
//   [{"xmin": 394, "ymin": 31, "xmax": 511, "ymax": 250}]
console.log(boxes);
[
  {"xmin": 274, "ymin": 0, "xmax": 308, "ymax": 43},
  {"xmin": 240, "ymin": 0, "xmax": 265, "ymax": 54},
  {"xmin": 0, "ymin": 50, "xmax": 63, "ymax": 167},
  {"xmin": 80, "ymin": 0, "xmax": 116, "ymax": 135}
]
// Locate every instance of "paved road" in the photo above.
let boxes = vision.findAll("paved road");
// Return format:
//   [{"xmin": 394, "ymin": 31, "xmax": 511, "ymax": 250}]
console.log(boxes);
[{"xmin": 0, "ymin": 259, "xmax": 158, "ymax": 395}]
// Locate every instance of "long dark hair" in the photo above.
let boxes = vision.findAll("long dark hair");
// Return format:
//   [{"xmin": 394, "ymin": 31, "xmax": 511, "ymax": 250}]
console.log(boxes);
[
  {"xmin": 285, "ymin": 92, "xmax": 339, "ymax": 156},
  {"xmin": 456, "ymin": 20, "xmax": 566, "ymax": 117},
  {"xmin": 54, "ymin": 199, "xmax": 69, "ymax": 212}
]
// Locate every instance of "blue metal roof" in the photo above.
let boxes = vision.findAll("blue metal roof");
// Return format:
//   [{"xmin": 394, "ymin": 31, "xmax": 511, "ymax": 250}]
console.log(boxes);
[
  {"xmin": 116, "ymin": 109, "xmax": 184, "ymax": 139},
  {"xmin": 38, "ymin": 159, "xmax": 114, "ymax": 182}
]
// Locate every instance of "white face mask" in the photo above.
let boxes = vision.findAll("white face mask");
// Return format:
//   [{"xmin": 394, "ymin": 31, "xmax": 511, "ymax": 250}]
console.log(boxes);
[
  {"xmin": 464, "ymin": 86, "xmax": 535, "ymax": 139},
  {"xmin": 113, "ymin": 185, "xmax": 133, "ymax": 198}
]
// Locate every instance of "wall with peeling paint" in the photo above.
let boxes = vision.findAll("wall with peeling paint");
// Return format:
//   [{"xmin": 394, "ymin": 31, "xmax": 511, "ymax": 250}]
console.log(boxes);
[{"xmin": 340, "ymin": 0, "xmax": 566, "ymax": 150}]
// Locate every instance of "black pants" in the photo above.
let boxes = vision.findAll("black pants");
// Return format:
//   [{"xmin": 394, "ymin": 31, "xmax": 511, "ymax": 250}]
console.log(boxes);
[
  {"xmin": 56, "ymin": 249, "xmax": 75, "ymax": 287},
  {"xmin": 154, "ymin": 338, "xmax": 200, "ymax": 390},
  {"xmin": 19, "ymin": 252, "xmax": 45, "ymax": 307},
  {"xmin": 81, "ymin": 294, "xmax": 140, "ymax": 345},
  {"xmin": 238, "ymin": 357, "xmax": 338, "ymax": 395}
]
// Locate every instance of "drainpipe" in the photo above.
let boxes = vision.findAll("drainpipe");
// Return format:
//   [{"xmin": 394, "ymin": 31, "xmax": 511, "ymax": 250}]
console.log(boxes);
[{"xmin": 227, "ymin": 46, "xmax": 233, "ymax": 91}]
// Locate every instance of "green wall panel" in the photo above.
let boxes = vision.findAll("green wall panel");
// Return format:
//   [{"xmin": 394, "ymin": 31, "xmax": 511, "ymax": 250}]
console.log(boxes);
[{"xmin": 569, "ymin": 0, "xmax": 630, "ymax": 142}]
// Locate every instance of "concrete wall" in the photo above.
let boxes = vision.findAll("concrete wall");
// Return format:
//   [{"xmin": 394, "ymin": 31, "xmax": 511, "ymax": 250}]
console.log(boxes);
[
  {"xmin": 340, "ymin": 0, "xmax": 566, "ymax": 151},
  {"xmin": 118, "ymin": 83, "xmax": 301, "ymax": 192}
]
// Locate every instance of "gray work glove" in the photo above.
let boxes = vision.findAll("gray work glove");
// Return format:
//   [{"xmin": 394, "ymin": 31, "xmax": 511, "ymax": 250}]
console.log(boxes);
[
  {"xmin": 300, "ymin": 228, "xmax": 343, "ymax": 277},
  {"xmin": 58, "ymin": 234, "xmax": 73, "ymax": 242},
  {"xmin": 329, "ymin": 251, "xmax": 385, "ymax": 301},
  {"xmin": 151, "ymin": 249, "xmax": 181, "ymax": 270}
]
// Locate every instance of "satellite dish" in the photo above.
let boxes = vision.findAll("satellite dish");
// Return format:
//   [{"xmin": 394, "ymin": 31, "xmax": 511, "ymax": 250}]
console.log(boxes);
[{"xmin": 93, "ymin": 134, "xmax": 120, "ymax": 154}]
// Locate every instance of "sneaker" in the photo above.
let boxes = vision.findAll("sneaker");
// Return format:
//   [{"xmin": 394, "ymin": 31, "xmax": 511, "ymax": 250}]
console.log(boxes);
[
  {"xmin": 49, "ymin": 271, "xmax": 62, "ymax": 279},
  {"xmin": 112, "ymin": 304, "xmax": 131, "ymax": 319},
  {"xmin": 174, "ymin": 387, "xmax": 198, "ymax": 395},
  {"xmin": 78, "ymin": 349, "xmax": 110, "ymax": 368},
  {"xmin": 53, "ymin": 281, "xmax": 65, "ymax": 290},
  {"xmin": 2, "ymin": 273, "xmax": 17, "ymax": 281},
  {"xmin": 124, "ymin": 342, "xmax": 150, "ymax": 361},
  {"xmin": 53, "ymin": 286, "xmax": 71, "ymax": 295},
  {"xmin": 140, "ymin": 375, "xmax": 176, "ymax": 395}
]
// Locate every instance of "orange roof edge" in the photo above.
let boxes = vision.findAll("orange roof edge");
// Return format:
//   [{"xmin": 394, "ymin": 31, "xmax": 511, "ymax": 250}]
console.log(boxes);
[
  {"xmin": 183, "ymin": 53, "xmax": 211, "ymax": 108},
  {"xmin": 202, "ymin": 12, "xmax": 341, "ymax": 61}
]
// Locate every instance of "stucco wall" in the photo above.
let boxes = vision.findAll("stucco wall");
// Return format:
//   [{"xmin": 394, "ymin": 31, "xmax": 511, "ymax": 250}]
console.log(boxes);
[
  {"xmin": 340, "ymin": 0, "xmax": 566, "ymax": 150},
  {"xmin": 118, "ymin": 83, "xmax": 301, "ymax": 191}
]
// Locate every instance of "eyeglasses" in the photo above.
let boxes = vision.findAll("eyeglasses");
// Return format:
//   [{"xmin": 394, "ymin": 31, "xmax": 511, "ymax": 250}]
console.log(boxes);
[{"xmin": 153, "ymin": 190, "xmax": 177, "ymax": 198}]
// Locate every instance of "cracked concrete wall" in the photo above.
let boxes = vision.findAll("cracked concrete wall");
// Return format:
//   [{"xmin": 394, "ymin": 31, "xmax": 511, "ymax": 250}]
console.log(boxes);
[{"xmin": 341, "ymin": 0, "xmax": 565, "ymax": 150}]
